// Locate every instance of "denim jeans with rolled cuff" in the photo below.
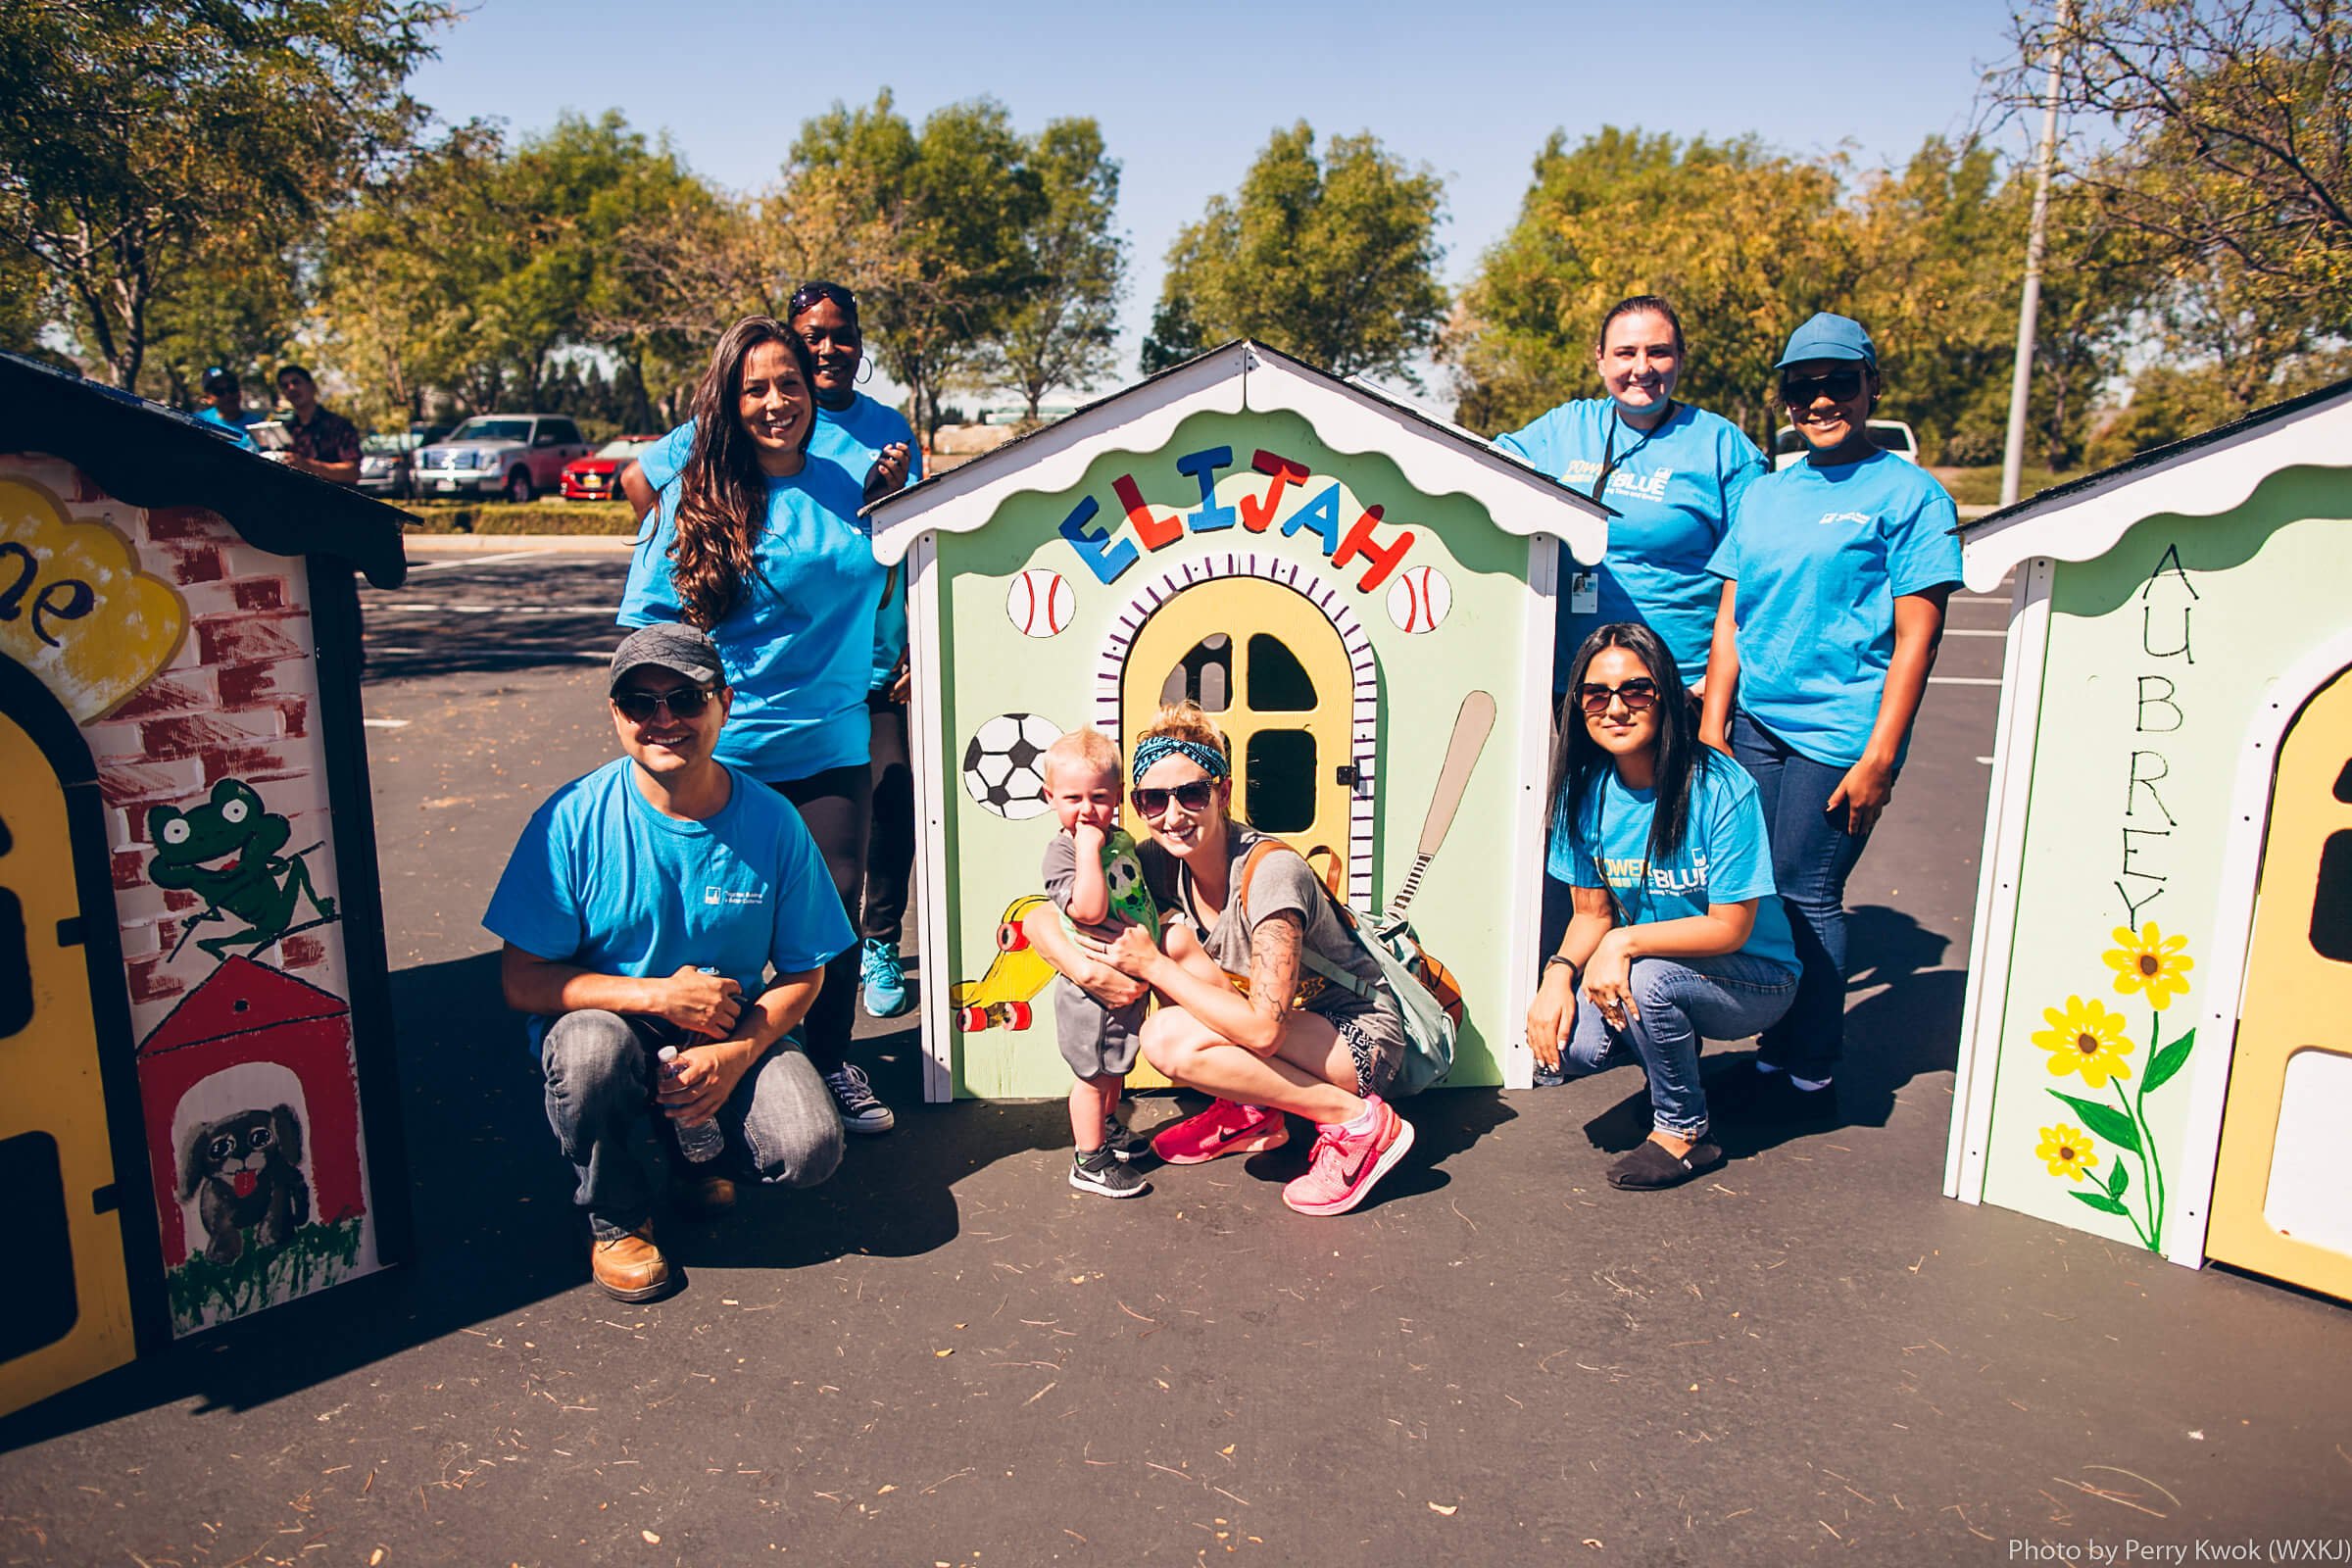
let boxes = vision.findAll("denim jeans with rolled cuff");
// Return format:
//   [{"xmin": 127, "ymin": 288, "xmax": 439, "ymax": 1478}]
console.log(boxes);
[
  {"xmin": 1729, "ymin": 709, "xmax": 1881, "ymax": 1082},
  {"xmin": 540, "ymin": 1009, "xmax": 845, "ymax": 1239},
  {"xmin": 1558, "ymin": 951, "xmax": 1796, "ymax": 1139}
]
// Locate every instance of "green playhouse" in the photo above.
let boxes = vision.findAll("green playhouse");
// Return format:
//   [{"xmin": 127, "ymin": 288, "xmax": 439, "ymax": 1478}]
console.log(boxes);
[
  {"xmin": 866, "ymin": 342, "xmax": 1608, "ymax": 1102},
  {"xmin": 1945, "ymin": 376, "xmax": 2352, "ymax": 1302}
]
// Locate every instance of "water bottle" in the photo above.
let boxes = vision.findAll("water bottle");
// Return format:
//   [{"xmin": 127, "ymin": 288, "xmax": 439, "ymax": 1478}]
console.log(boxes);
[{"xmin": 657, "ymin": 1045, "xmax": 724, "ymax": 1163}]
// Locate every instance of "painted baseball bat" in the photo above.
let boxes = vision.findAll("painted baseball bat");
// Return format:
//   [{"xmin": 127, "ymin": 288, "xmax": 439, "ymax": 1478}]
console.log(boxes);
[{"xmin": 1384, "ymin": 689, "xmax": 1496, "ymax": 922}]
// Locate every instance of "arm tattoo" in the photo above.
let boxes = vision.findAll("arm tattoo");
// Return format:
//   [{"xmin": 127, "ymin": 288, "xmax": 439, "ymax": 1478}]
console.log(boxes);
[{"xmin": 1249, "ymin": 910, "xmax": 1303, "ymax": 1023}]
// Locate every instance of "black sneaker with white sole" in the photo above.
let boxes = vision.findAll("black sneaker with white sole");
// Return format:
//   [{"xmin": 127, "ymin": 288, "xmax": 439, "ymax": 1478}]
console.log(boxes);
[
  {"xmin": 1070, "ymin": 1146, "xmax": 1149, "ymax": 1198},
  {"xmin": 823, "ymin": 1063, "xmax": 895, "ymax": 1134},
  {"xmin": 1102, "ymin": 1112, "xmax": 1152, "ymax": 1163}
]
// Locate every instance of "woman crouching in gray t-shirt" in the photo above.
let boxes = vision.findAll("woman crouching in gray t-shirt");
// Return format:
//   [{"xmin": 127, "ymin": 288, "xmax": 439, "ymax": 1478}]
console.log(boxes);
[{"xmin": 1022, "ymin": 702, "xmax": 1414, "ymax": 1217}]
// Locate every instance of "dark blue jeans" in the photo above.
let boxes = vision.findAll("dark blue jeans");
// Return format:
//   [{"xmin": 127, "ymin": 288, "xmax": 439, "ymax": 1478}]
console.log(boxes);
[
  {"xmin": 1730, "ymin": 710, "xmax": 1879, "ymax": 1080},
  {"xmin": 1559, "ymin": 952, "xmax": 1796, "ymax": 1137}
]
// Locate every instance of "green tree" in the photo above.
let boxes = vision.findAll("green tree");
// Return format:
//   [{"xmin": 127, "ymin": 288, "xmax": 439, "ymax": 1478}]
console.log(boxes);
[
  {"xmin": 790, "ymin": 92, "xmax": 1043, "ymax": 437},
  {"xmin": 1998, "ymin": 0, "xmax": 2351, "ymax": 420},
  {"xmin": 985, "ymin": 118, "xmax": 1125, "ymax": 420},
  {"xmin": 319, "ymin": 111, "xmax": 707, "ymax": 424},
  {"xmin": 1449, "ymin": 127, "xmax": 1853, "ymax": 439},
  {"xmin": 1152, "ymin": 122, "xmax": 1446, "ymax": 385},
  {"xmin": 0, "ymin": 0, "xmax": 451, "ymax": 389}
]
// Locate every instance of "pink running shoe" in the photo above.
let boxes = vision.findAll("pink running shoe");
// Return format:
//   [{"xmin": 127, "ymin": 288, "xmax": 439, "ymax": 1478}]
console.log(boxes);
[
  {"xmin": 1282, "ymin": 1097, "xmax": 1415, "ymax": 1216},
  {"xmin": 1150, "ymin": 1099, "xmax": 1290, "ymax": 1164}
]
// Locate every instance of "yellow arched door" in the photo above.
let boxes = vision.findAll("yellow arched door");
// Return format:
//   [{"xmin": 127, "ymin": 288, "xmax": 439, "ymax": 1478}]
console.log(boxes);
[
  {"xmin": 2207, "ymin": 666, "xmax": 2352, "ymax": 1301},
  {"xmin": 0, "ymin": 710, "xmax": 137, "ymax": 1416},
  {"xmin": 1121, "ymin": 576, "xmax": 1356, "ymax": 879},
  {"xmin": 1119, "ymin": 578, "xmax": 1359, "ymax": 1090}
]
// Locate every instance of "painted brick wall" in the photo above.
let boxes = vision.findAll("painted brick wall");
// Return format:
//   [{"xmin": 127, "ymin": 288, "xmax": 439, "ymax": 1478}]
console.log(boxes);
[{"xmin": 7, "ymin": 454, "xmax": 350, "ymax": 1043}]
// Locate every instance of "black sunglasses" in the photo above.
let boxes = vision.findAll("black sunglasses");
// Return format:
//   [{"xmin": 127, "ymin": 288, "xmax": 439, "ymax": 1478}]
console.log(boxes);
[
  {"xmin": 612, "ymin": 684, "xmax": 714, "ymax": 723},
  {"xmin": 1577, "ymin": 677, "xmax": 1660, "ymax": 716},
  {"xmin": 1132, "ymin": 780, "xmax": 1217, "ymax": 816},
  {"xmin": 1781, "ymin": 368, "xmax": 1864, "ymax": 406}
]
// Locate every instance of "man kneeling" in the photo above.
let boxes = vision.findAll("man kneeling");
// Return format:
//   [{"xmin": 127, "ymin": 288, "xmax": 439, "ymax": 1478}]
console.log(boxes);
[{"xmin": 485, "ymin": 624, "xmax": 853, "ymax": 1300}]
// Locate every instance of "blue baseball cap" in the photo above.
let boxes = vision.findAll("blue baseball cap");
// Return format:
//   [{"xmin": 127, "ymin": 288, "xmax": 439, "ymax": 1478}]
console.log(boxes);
[{"xmin": 1776, "ymin": 313, "xmax": 1876, "ymax": 369}]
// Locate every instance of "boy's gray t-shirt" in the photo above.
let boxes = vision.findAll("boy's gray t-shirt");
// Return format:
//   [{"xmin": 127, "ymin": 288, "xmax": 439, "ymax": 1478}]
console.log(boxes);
[{"xmin": 1142, "ymin": 826, "xmax": 1403, "ymax": 1067}]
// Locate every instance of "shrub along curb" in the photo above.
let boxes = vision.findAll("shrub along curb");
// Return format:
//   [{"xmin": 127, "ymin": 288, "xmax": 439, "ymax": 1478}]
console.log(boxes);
[{"xmin": 397, "ymin": 501, "xmax": 637, "ymax": 535}]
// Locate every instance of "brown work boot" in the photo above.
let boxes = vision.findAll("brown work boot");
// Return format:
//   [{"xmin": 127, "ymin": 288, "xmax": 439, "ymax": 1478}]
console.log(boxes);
[
  {"xmin": 671, "ymin": 1171, "xmax": 737, "ymax": 1216},
  {"xmin": 590, "ymin": 1224, "xmax": 670, "ymax": 1301}
]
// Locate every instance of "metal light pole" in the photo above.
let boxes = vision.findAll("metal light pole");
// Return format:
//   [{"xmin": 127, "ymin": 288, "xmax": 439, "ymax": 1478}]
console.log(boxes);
[{"xmin": 2001, "ymin": 3, "xmax": 2071, "ymax": 509}]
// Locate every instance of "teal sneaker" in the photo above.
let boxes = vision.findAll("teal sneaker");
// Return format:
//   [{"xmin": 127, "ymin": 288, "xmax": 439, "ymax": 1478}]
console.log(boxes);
[{"xmin": 859, "ymin": 937, "xmax": 910, "ymax": 1018}]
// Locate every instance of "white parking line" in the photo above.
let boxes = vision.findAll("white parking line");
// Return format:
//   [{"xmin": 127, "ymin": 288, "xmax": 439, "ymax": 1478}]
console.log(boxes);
[
  {"xmin": 363, "ymin": 717, "xmax": 411, "ymax": 729},
  {"xmin": 1929, "ymin": 676, "xmax": 2004, "ymax": 687},
  {"xmin": 1941, "ymin": 627, "xmax": 2007, "ymax": 637},
  {"xmin": 407, "ymin": 551, "xmax": 539, "ymax": 571}
]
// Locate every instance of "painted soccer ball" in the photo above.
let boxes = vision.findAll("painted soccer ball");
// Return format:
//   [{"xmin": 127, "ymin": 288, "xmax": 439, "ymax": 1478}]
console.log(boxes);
[{"xmin": 961, "ymin": 711, "xmax": 1061, "ymax": 819}]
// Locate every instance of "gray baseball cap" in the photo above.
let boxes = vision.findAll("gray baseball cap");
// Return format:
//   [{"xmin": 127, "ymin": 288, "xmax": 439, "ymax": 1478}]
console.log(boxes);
[{"xmin": 609, "ymin": 623, "xmax": 724, "ymax": 694}]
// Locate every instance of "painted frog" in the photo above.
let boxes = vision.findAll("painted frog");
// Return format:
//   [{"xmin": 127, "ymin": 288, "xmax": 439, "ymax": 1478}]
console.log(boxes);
[{"xmin": 147, "ymin": 778, "xmax": 336, "ymax": 960}]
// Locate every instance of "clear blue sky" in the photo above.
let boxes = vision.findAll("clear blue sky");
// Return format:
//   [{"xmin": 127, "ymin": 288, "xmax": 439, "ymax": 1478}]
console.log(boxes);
[{"xmin": 410, "ymin": 0, "xmax": 2029, "ymax": 397}]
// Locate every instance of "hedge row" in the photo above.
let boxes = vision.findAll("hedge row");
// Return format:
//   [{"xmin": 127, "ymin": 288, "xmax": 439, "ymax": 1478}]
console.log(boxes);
[{"xmin": 397, "ymin": 500, "xmax": 638, "ymax": 535}]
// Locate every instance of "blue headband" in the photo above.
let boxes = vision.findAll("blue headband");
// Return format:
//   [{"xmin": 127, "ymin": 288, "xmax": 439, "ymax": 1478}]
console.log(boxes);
[{"xmin": 1130, "ymin": 734, "xmax": 1228, "ymax": 783}]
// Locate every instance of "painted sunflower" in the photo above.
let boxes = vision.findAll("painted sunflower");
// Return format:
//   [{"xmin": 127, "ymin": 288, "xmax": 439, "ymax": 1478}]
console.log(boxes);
[
  {"xmin": 2032, "ymin": 995, "xmax": 2136, "ymax": 1088},
  {"xmin": 2103, "ymin": 922, "xmax": 2194, "ymax": 1011},
  {"xmin": 2035, "ymin": 1123, "xmax": 2099, "ymax": 1182}
]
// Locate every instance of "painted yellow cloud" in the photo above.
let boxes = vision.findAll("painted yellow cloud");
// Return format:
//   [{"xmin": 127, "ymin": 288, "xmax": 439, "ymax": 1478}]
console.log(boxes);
[{"xmin": 0, "ymin": 476, "xmax": 186, "ymax": 721}]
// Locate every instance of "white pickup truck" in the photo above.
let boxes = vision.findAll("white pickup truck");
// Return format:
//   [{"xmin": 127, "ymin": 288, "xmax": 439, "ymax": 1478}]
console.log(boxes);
[{"xmin": 412, "ymin": 415, "xmax": 594, "ymax": 502}]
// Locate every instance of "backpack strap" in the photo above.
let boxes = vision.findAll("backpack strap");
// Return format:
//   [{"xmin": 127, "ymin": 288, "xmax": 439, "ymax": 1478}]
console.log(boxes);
[{"xmin": 1233, "ymin": 837, "xmax": 1378, "ymax": 1004}]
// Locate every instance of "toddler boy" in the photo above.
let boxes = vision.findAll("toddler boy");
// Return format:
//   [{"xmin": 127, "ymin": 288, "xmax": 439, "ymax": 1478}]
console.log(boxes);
[{"xmin": 1039, "ymin": 730, "xmax": 1157, "ymax": 1198}]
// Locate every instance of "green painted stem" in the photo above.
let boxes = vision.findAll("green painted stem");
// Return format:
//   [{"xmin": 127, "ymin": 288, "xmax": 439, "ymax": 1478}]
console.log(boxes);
[
  {"xmin": 2137, "ymin": 1007, "xmax": 2169, "ymax": 1245},
  {"xmin": 2111, "ymin": 1075, "xmax": 2158, "ymax": 1251}
]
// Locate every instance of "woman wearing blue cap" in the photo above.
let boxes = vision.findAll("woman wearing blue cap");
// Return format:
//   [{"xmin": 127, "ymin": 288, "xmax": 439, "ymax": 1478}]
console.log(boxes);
[
  {"xmin": 1493, "ymin": 296, "xmax": 1769, "ymax": 696},
  {"xmin": 1698, "ymin": 313, "xmax": 1961, "ymax": 1122}
]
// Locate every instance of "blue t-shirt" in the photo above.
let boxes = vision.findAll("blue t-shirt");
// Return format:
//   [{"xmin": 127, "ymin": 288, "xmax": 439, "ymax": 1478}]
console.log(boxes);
[
  {"xmin": 1704, "ymin": 450, "xmax": 1962, "ymax": 768},
  {"xmin": 1547, "ymin": 754, "xmax": 1798, "ymax": 977},
  {"xmin": 195, "ymin": 407, "xmax": 260, "ymax": 451},
  {"xmin": 639, "ymin": 395, "xmax": 922, "ymax": 692},
  {"xmin": 484, "ymin": 758, "xmax": 854, "ymax": 1052},
  {"xmin": 618, "ymin": 454, "xmax": 884, "ymax": 782},
  {"xmin": 1494, "ymin": 399, "xmax": 1764, "ymax": 688}
]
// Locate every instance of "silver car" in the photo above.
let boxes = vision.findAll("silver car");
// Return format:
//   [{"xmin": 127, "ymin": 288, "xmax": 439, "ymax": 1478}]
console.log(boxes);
[{"xmin": 413, "ymin": 415, "xmax": 593, "ymax": 502}]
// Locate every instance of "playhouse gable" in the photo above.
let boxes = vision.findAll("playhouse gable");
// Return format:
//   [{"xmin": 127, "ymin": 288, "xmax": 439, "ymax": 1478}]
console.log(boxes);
[{"xmin": 138, "ymin": 956, "xmax": 351, "ymax": 1057}]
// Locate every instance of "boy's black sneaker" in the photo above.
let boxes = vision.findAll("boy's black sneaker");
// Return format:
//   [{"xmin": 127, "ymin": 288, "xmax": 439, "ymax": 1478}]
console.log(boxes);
[
  {"xmin": 1070, "ymin": 1146, "xmax": 1149, "ymax": 1199},
  {"xmin": 1102, "ymin": 1112, "xmax": 1152, "ymax": 1163}
]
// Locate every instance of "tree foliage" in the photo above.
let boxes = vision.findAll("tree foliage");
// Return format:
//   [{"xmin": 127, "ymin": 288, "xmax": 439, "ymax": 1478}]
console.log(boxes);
[
  {"xmin": 1149, "ymin": 123, "xmax": 1446, "ymax": 384},
  {"xmin": 789, "ymin": 93, "xmax": 1044, "ymax": 437},
  {"xmin": 0, "ymin": 0, "xmax": 450, "ymax": 388},
  {"xmin": 319, "ymin": 111, "xmax": 701, "ymax": 425},
  {"xmin": 985, "ymin": 119, "xmax": 1125, "ymax": 420},
  {"xmin": 2002, "ymin": 0, "xmax": 2350, "ymax": 368}
]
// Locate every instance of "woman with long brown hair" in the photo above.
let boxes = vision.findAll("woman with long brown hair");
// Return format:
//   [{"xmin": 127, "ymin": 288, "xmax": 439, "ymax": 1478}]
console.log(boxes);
[{"xmin": 618, "ymin": 316, "xmax": 897, "ymax": 1136}]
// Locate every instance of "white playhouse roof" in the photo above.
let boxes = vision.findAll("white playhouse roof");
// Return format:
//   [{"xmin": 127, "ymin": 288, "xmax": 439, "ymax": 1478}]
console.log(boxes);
[
  {"xmin": 1960, "ymin": 376, "xmax": 2352, "ymax": 593},
  {"xmin": 866, "ymin": 339, "xmax": 1614, "ymax": 568}
]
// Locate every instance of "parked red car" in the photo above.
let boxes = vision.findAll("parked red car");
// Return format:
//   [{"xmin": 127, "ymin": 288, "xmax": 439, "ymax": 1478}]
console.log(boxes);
[{"xmin": 561, "ymin": 434, "xmax": 664, "ymax": 501}]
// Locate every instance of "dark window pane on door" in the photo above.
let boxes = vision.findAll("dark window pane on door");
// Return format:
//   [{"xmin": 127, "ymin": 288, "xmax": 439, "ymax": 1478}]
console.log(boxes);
[
  {"xmin": 2311, "ymin": 830, "xmax": 2352, "ymax": 963},
  {"xmin": 1246, "ymin": 730, "xmax": 1316, "ymax": 833},
  {"xmin": 1247, "ymin": 635, "xmax": 1315, "ymax": 711},
  {"xmin": 1159, "ymin": 634, "xmax": 1231, "ymax": 712},
  {"xmin": 0, "ymin": 1131, "xmax": 77, "ymax": 1360}
]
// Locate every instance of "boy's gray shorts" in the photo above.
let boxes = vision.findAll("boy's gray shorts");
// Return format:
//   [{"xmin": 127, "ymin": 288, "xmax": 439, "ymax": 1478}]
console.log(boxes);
[{"xmin": 1054, "ymin": 976, "xmax": 1145, "ymax": 1079}]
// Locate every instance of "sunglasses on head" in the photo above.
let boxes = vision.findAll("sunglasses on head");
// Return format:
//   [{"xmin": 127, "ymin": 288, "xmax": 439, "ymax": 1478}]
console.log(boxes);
[
  {"xmin": 1781, "ymin": 368, "xmax": 1864, "ymax": 406},
  {"xmin": 1577, "ymin": 677, "xmax": 1660, "ymax": 716},
  {"xmin": 1131, "ymin": 780, "xmax": 1217, "ymax": 816},
  {"xmin": 612, "ymin": 684, "xmax": 714, "ymax": 723}
]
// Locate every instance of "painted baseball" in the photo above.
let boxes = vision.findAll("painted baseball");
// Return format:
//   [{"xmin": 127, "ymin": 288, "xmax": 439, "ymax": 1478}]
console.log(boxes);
[
  {"xmin": 1386, "ymin": 564, "xmax": 1452, "ymax": 634},
  {"xmin": 1006, "ymin": 567, "xmax": 1074, "ymax": 638}
]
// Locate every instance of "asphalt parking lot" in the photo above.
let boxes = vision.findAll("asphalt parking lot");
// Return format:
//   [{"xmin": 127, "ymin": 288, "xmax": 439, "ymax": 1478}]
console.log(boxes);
[{"xmin": 1, "ymin": 541, "xmax": 2346, "ymax": 1567}]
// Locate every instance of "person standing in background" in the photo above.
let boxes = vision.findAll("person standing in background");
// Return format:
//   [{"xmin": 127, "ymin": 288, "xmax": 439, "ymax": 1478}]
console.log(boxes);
[
  {"xmin": 273, "ymin": 365, "xmax": 362, "ymax": 485},
  {"xmin": 194, "ymin": 367, "xmax": 261, "ymax": 451}
]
